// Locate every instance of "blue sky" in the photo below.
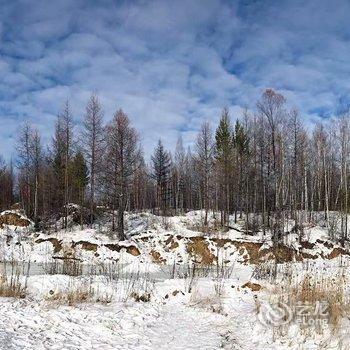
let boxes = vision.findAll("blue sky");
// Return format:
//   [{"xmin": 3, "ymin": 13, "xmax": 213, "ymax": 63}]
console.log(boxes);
[{"xmin": 1, "ymin": 0, "xmax": 350, "ymax": 158}]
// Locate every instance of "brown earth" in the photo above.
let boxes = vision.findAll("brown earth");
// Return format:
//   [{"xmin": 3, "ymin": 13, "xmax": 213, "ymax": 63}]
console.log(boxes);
[
  {"xmin": 104, "ymin": 243, "xmax": 140, "ymax": 256},
  {"xmin": 0, "ymin": 212, "xmax": 31, "ymax": 228},
  {"xmin": 326, "ymin": 247, "xmax": 350, "ymax": 259},
  {"xmin": 186, "ymin": 237, "xmax": 216, "ymax": 265},
  {"xmin": 126, "ymin": 245, "xmax": 141, "ymax": 256},
  {"xmin": 242, "ymin": 282, "xmax": 262, "ymax": 292},
  {"xmin": 150, "ymin": 249, "xmax": 166, "ymax": 263},
  {"xmin": 164, "ymin": 235, "xmax": 179, "ymax": 250},
  {"xmin": 36, "ymin": 237, "xmax": 63, "ymax": 253}
]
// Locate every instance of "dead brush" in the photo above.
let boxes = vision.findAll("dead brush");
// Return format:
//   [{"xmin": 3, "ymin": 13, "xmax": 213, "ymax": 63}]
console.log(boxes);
[
  {"xmin": 122, "ymin": 271, "xmax": 155, "ymax": 302},
  {"xmin": 186, "ymin": 219, "xmax": 222, "ymax": 235},
  {"xmin": 0, "ymin": 273, "xmax": 26, "ymax": 298},
  {"xmin": 289, "ymin": 274, "xmax": 349, "ymax": 332},
  {"xmin": 45, "ymin": 278, "xmax": 113, "ymax": 305},
  {"xmin": 271, "ymin": 269, "xmax": 350, "ymax": 337},
  {"xmin": 189, "ymin": 283, "xmax": 226, "ymax": 315},
  {"xmin": 0, "ymin": 259, "xmax": 28, "ymax": 298},
  {"xmin": 48, "ymin": 288, "xmax": 93, "ymax": 305}
]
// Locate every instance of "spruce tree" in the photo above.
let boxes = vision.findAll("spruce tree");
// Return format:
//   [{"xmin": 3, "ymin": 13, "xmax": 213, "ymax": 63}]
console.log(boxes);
[
  {"xmin": 152, "ymin": 140, "xmax": 172, "ymax": 215},
  {"xmin": 215, "ymin": 107, "xmax": 234, "ymax": 226}
]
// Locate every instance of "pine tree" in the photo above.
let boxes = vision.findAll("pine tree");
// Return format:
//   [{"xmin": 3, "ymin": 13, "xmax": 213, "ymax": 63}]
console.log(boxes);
[
  {"xmin": 71, "ymin": 151, "xmax": 89, "ymax": 227},
  {"xmin": 215, "ymin": 107, "xmax": 234, "ymax": 226},
  {"xmin": 152, "ymin": 140, "xmax": 172, "ymax": 215},
  {"xmin": 233, "ymin": 120, "xmax": 249, "ymax": 219}
]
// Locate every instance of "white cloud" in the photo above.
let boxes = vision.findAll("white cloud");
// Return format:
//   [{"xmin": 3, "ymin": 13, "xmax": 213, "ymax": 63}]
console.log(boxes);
[{"xmin": 0, "ymin": 0, "xmax": 350, "ymax": 161}]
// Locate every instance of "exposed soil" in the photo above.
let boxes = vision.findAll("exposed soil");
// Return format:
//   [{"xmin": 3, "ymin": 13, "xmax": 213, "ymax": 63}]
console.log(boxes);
[
  {"xmin": 186, "ymin": 237, "xmax": 216, "ymax": 265},
  {"xmin": 35, "ymin": 238, "xmax": 63, "ymax": 253},
  {"xmin": 104, "ymin": 243, "xmax": 140, "ymax": 256},
  {"xmin": 242, "ymin": 282, "xmax": 262, "ymax": 292},
  {"xmin": 0, "ymin": 213, "xmax": 31, "ymax": 228},
  {"xmin": 150, "ymin": 250, "xmax": 166, "ymax": 263}
]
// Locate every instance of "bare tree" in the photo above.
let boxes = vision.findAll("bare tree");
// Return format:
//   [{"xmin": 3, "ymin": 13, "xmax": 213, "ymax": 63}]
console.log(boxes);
[
  {"xmin": 195, "ymin": 122, "xmax": 214, "ymax": 227},
  {"xmin": 82, "ymin": 93, "xmax": 104, "ymax": 225},
  {"xmin": 30, "ymin": 129, "xmax": 42, "ymax": 227},
  {"xmin": 257, "ymin": 89, "xmax": 286, "ymax": 244},
  {"xmin": 105, "ymin": 109, "xmax": 139, "ymax": 240},
  {"xmin": 51, "ymin": 101, "xmax": 74, "ymax": 229},
  {"xmin": 17, "ymin": 122, "xmax": 32, "ymax": 215}
]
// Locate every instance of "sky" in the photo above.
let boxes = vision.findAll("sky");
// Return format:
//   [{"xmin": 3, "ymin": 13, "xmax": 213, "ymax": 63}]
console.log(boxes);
[{"xmin": 1, "ymin": 0, "xmax": 350, "ymax": 159}]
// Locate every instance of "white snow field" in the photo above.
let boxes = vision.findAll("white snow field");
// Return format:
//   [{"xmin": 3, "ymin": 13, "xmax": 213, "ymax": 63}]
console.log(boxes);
[{"xmin": 0, "ymin": 208, "xmax": 350, "ymax": 349}]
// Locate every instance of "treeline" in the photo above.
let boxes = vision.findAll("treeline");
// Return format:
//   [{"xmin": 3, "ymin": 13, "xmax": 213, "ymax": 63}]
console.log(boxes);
[{"xmin": 0, "ymin": 89, "xmax": 349, "ymax": 242}]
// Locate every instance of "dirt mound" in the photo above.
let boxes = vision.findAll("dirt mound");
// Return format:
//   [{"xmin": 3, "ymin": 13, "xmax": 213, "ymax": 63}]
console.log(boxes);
[{"xmin": 0, "ymin": 211, "xmax": 32, "ymax": 228}]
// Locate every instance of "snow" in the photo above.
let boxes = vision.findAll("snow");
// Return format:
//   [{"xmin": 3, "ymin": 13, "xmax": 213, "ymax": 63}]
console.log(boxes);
[
  {"xmin": 0, "ymin": 209, "xmax": 350, "ymax": 349},
  {"xmin": 0, "ymin": 297, "xmax": 230, "ymax": 350}
]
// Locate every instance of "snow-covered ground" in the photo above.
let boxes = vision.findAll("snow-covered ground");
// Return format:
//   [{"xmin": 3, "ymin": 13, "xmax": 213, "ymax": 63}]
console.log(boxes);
[
  {"xmin": 1, "ymin": 209, "xmax": 350, "ymax": 349},
  {"xmin": 0, "ymin": 290, "xmax": 230, "ymax": 349}
]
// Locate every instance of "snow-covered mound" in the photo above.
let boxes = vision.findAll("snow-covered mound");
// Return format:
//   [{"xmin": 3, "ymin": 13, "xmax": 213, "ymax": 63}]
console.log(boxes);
[{"xmin": 20, "ymin": 210, "xmax": 350, "ymax": 267}]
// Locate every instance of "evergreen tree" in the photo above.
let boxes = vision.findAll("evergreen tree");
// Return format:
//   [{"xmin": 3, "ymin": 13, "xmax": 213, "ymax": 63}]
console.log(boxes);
[
  {"xmin": 215, "ymin": 107, "xmax": 234, "ymax": 226},
  {"xmin": 71, "ymin": 151, "xmax": 89, "ymax": 227},
  {"xmin": 233, "ymin": 119, "xmax": 249, "ymax": 220},
  {"xmin": 152, "ymin": 140, "xmax": 172, "ymax": 215}
]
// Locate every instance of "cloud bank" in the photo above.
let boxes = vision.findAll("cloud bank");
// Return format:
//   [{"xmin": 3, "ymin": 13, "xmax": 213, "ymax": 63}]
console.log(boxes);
[{"xmin": 1, "ymin": 0, "xmax": 350, "ymax": 158}]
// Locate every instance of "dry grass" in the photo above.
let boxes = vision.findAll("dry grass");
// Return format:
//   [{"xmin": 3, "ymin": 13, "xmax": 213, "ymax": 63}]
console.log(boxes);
[
  {"xmin": 289, "ymin": 274, "xmax": 349, "ymax": 332},
  {"xmin": 272, "ymin": 269, "xmax": 350, "ymax": 335},
  {"xmin": 189, "ymin": 283, "xmax": 226, "ymax": 315},
  {"xmin": 45, "ymin": 279, "xmax": 112, "ymax": 306},
  {"xmin": 0, "ymin": 274, "xmax": 26, "ymax": 298},
  {"xmin": 185, "ymin": 218, "xmax": 222, "ymax": 235}
]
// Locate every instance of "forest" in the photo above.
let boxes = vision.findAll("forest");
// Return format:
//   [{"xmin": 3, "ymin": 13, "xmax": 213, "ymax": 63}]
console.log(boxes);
[{"xmin": 0, "ymin": 88, "xmax": 348, "ymax": 244}]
